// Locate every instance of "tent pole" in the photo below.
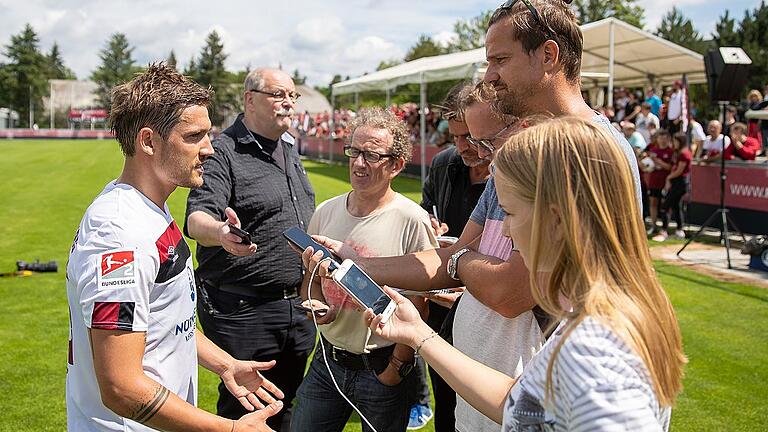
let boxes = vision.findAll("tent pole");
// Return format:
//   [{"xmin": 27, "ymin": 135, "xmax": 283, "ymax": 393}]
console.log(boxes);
[
  {"xmin": 329, "ymin": 91, "xmax": 335, "ymax": 162},
  {"xmin": 420, "ymin": 74, "xmax": 427, "ymax": 187},
  {"xmin": 607, "ymin": 19, "xmax": 615, "ymax": 108},
  {"xmin": 385, "ymin": 88, "xmax": 390, "ymax": 106},
  {"xmin": 608, "ymin": 19, "xmax": 616, "ymax": 107},
  {"xmin": 354, "ymin": 92, "xmax": 359, "ymax": 110},
  {"xmin": 50, "ymin": 81, "xmax": 54, "ymax": 129}
]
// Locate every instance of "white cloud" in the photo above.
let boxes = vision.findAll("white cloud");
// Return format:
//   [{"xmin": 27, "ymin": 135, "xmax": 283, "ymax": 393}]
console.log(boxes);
[{"xmin": 433, "ymin": 31, "xmax": 459, "ymax": 48}]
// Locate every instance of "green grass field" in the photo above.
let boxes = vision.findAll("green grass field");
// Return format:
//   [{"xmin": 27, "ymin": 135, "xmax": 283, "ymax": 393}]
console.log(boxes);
[{"xmin": 0, "ymin": 139, "xmax": 766, "ymax": 431}]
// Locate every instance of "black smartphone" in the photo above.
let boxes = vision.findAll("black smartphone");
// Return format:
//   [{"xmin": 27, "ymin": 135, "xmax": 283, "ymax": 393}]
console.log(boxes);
[
  {"xmin": 227, "ymin": 223, "xmax": 252, "ymax": 245},
  {"xmin": 282, "ymin": 226, "xmax": 339, "ymax": 270},
  {"xmin": 293, "ymin": 303, "xmax": 328, "ymax": 317}
]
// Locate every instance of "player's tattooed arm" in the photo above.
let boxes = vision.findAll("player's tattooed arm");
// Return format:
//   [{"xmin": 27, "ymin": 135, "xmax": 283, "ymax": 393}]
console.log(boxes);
[{"xmin": 130, "ymin": 385, "xmax": 171, "ymax": 424}]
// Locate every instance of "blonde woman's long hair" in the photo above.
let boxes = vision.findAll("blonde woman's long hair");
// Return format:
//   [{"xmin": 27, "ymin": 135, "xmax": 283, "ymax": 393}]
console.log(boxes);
[{"xmin": 494, "ymin": 117, "xmax": 686, "ymax": 407}]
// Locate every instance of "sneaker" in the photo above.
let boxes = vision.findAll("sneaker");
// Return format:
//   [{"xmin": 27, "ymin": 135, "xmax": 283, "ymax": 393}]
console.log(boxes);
[
  {"xmin": 652, "ymin": 231, "xmax": 669, "ymax": 242},
  {"xmin": 407, "ymin": 404, "xmax": 433, "ymax": 430},
  {"xmin": 674, "ymin": 230, "xmax": 686, "ymax": 239}
]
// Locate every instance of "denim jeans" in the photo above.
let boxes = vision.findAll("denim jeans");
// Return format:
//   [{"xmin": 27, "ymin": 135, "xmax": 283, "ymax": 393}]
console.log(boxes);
[{"xmin": 291, "ymin": 344, "xmax": 411, "ymax": 432}]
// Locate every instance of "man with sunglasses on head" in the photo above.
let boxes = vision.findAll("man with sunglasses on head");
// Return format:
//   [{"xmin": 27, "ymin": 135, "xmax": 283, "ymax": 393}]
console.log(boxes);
[
  {"xmin": 291, "ymin": 107, "xmax": 437, "ymax": 432},
  {"xmin": 485, "ymin": 0, "xmax": 640, "ymax": 201},
  {"xmin": 184, "ymin": 68, "xmax": 315, "ymax": 432}
]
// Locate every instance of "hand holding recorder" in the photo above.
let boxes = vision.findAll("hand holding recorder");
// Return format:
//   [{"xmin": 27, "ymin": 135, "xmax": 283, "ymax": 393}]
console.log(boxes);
[{"xmin": 219, "ymin": 207, "xmax": 257, "ymax": 256}]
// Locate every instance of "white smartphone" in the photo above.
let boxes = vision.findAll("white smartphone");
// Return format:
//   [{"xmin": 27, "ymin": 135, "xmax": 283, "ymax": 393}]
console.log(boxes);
[{"xmin": 332, "ymin": 259, "xmax": 396, "ymax": 323}]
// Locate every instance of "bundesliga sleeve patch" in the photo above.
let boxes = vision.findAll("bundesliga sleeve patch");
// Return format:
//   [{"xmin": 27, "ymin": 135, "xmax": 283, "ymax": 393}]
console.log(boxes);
[
  {"xmin": 97, "ymin": 250, "xmax": 138, "ymax": 289},
  {"xmin": 91, "ymin": 301, "xmax": 136, "ymax": 331}
]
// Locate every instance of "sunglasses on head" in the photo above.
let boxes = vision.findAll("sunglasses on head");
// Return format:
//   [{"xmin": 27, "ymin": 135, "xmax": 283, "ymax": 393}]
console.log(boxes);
[{"xmin": 496, "ymin": 0, "xmax": 573, "ymax": 41}]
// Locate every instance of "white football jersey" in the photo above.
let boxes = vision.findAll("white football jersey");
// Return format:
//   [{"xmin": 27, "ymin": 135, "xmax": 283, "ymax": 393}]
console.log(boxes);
[{"xmin": 66, "ymin": 181, "xmax": 198, "ymax": 431}]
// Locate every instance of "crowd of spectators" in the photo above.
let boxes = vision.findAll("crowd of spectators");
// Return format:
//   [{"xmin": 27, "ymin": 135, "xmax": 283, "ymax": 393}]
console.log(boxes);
[
  {"xmin": 598, "ymin": 82, "xmax": 768, "ymax": 241},
  {"xmin": 294, "ymin": 104, "xmax": 451, "ymax": 147}
]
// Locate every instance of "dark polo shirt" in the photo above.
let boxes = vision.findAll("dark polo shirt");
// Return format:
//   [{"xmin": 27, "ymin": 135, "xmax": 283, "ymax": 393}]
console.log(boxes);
[{"xmin": 184, "ymin": 113, "xmax": 315, "ymax": 293}]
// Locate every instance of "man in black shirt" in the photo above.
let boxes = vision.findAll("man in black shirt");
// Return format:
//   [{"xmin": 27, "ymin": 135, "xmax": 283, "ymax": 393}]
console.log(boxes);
[{"xmin": 184, "ymin": 68, "xmax": 315, "ymax": 431}]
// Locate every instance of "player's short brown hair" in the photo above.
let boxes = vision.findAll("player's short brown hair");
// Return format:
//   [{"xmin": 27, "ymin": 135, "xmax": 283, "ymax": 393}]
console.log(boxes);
[{"xmin": 110, "ymin": 63, "xmax": 212, "ymax": 156}]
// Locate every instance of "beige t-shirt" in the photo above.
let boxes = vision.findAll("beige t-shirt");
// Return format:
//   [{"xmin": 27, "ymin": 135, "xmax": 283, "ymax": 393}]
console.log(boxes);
[{"xmin": 307, "ymin": 191, "xmax": 437, "ymax": 354}]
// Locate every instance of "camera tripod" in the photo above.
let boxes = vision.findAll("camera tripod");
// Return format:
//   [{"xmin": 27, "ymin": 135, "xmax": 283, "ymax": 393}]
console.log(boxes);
[{"xmin": 677, "ymin": 101, "xmax": 746, "ymax": 269}]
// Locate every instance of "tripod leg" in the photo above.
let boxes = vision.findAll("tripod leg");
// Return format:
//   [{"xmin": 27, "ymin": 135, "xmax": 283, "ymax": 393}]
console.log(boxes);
[
  {"xmin": 721, "ymin": 210, "xmax": 732, "ymax": 269},
  {"xmin": 677, "ymin": 210, "xmax": 720, "ymax": 256}
]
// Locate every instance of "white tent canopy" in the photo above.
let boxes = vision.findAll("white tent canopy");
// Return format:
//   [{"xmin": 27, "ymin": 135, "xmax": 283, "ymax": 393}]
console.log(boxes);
[
  {"xmin": 332, "ymin": 17, "xmax": 705, "ymax": 96},
  {"xmin": 331, "ymin": 17, "xmax": 706, "ymax": 184}
]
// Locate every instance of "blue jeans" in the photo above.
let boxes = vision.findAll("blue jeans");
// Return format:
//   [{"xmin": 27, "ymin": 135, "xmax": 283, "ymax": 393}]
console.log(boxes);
[{"xmin": 291, "ymin": 345, "xmax": 411, "ymax": 432}]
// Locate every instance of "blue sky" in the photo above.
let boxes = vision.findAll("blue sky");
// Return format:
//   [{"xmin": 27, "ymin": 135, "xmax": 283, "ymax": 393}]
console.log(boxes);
[{"xmin": 0, "ymin": 0, "xmax": 762, "ymax": 86}]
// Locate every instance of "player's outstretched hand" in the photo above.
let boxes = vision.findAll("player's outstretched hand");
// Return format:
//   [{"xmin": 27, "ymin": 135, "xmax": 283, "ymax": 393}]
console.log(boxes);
[
  {"xmin": 221, "ymin": 359, "xmax": 284, "ymax": 411},
  {"xmin": 233, "ymin": 400, "xmax": 283, "ymax": 432}
]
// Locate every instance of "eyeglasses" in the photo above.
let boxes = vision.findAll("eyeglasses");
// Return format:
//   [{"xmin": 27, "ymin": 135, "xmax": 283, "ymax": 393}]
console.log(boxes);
[
  {"xmin": 250, "ymin": 89, "xmax": 301, "ymax": 103},
  {"xmin": 496, "ymin": 0, "xmax": 563, "ymax": 41},
  {"xmin": 343, "ymin": 146, "xmax": 395, "ymax": 163},
  {"xmin": 467, "ymin": 123, "xmax": 515, "ymax": 153}
]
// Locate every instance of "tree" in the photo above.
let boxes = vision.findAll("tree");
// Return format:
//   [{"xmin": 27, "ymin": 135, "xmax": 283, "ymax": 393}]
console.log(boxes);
[
  {"xmin": 376, "ymin": 59, "xmax": 402, "ymax": 71},
  {"xmin": 167, "ymin": 50, "xmax": 178, "ymax": 70},
  {"xmin": 91, "ymin": 33, "xmax": 136, "ymax": 109},
  {"xmin": 189, "ymin": 30, "xmax": 237, "ymax": 126},
  {"xmin": 290, "ymin": 68, "xmax": 307, "ymax": 86},
  {"xmin": 572, "ymin": 0, "xmax": 645, "ymax": 28},
  {"xmin": 713, "ymin": 10, "xmax": 739, "ymax": 46},
  {"xmin": 655, "ymin": 7, "xmax": 705, "ymax": 53},
  {"xmin": 46, "ymin": 43, "xmax": 75, "ymax": 79},
  {"xmin": 3, "ymin": 24, "xmax": 48, "ymax": 127},
  {"xmin": 448, "ymin": 10, "xmax": 493, "ymax": 52},
  {"xmin": 404, "ymin": 34, "xmax": 445, "ymax": 62}
]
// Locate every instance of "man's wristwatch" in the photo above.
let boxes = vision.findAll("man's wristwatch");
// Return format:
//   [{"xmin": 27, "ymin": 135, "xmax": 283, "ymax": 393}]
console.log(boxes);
[
  {"xmin": 389, "ymin": 355, "xmax": 415, "ymax": 378},
  {"xmin": 447, "ymin": 247, "xmax": 471, "ymax": 281}
]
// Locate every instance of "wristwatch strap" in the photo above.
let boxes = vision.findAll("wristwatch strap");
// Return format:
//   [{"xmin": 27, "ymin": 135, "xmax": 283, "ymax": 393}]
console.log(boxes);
[{"xmin": 447, "ymin": 247, "xmax": 471, "ymax": 281}]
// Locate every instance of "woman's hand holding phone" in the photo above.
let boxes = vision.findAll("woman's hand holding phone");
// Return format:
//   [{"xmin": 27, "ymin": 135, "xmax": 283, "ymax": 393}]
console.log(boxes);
[{"xmin": 364, "ymin": 286, "xmax": 433, "ymax": 349}]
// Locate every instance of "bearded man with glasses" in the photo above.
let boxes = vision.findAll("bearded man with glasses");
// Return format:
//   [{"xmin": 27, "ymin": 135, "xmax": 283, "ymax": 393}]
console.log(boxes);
[
  {"xmin": 291, "ymin": 107, "xmax": 438, "ymax": 432},
  {"xmin": 185, "ymin": 68, "xmax": 315, "ymax": 431}
]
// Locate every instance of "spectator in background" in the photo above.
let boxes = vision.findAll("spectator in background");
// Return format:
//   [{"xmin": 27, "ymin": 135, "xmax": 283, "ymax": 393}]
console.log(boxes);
[
  {"xmin": 623, "ymin": 91, "xmax": 641, "ymax": 124},
  {"xmin": 622, "ymin": 121, "xmax": 646, "ymax": 151},
  {"xmin": 762, "ymin": 83, "xmax": 768, "ymax": 154},
  {"xmin": 666, "ymin": 80, "xmax": 684, "ymax": 135},
  {"xmin": 635, "ymin": 102, "xmax": 660, "ymax": 143},
  {"xmin": 645, "ymin": 87, "xmax": 662, "ymax": 117},
  {"xmin": 727, "ymin": 122, "xmax": 761, "ymax": 161},
  {"xmin": 697, "ymin": 120, "xmax": 731, "ymax": 162},
  {"xmin": 688, "ymin": 112, "xmax": 707, "ymax": 157},
  {"xmin": 646, "ymin": 129, "xmax": 674, "ymax": 238},
  {"xmin": 722, "ymin": 105, "xmax": 737, "ymax": 136},
  {"xmin": 657, "ymin": 134, "xmax": 692, "ymax": 241},
  {"xmin": 747, "ymin": 89, "xmax": 766, "ymax": 146},
  {"xmin": 613, "ymin": 88, "xmax": 628, "ymax": 122}
]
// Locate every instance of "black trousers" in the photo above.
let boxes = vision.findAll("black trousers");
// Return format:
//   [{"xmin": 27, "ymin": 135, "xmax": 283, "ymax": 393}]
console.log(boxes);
[
  {"xmin": 197, "ymin": 286, "xmax": 316, "ymax": 431},
  {"xmin": 661, "ymin": 177, "xmax": 688, "ymax": 229}
]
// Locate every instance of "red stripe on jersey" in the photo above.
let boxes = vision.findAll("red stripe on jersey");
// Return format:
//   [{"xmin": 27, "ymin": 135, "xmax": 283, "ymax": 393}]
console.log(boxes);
[
  {"xmin": 92, "ymin": 302, "xmax": 120, "ymax": 330},
  {"xmin": 156, "ymin": 221, "xmax": 183, "ymax": 264}
]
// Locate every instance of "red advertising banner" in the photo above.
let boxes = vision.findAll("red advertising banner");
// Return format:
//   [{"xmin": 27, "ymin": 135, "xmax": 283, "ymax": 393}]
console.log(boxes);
[{"xmin": 690, "ymin": 162, "xmax": 768, "ymax": 212}]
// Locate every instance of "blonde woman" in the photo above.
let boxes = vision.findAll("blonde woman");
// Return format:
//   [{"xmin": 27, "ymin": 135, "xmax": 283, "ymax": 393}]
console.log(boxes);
[{"xmin": 364, "ymin": 117, "xmax": 686, "ymax": 431}]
